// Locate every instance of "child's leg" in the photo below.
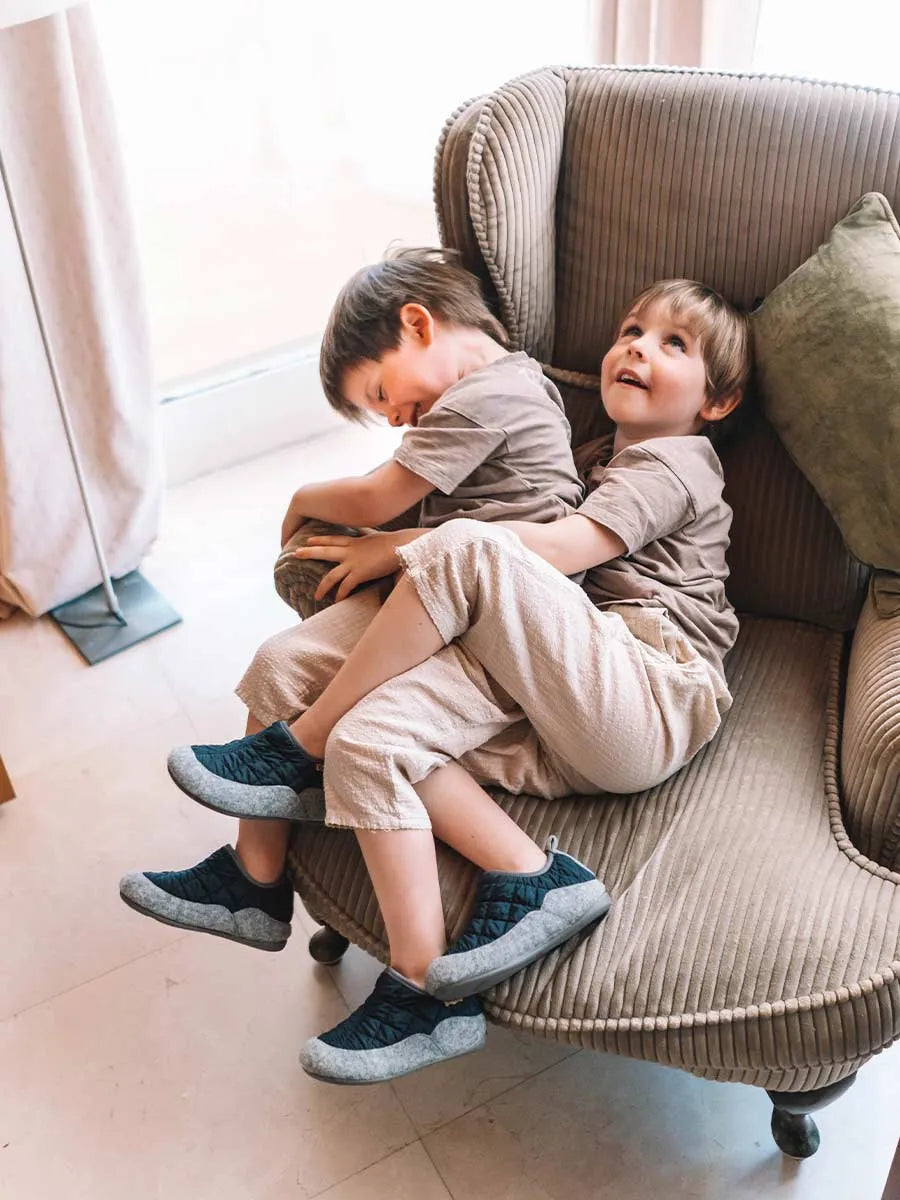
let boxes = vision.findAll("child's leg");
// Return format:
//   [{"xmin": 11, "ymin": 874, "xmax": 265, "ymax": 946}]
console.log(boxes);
[
  {"xmin": 313, "ymin": 520, "xmax": 724, "ymax": 791},
  {"xmin": 120, "ymin": 593, "xmax": 382, "ymax": 941},
  {"xmin": 299, "ymin": 761, "xmax": 547, "ymax": 1088},
  {"xmin": 119, "ymin": 704, "xmax": 296, "ymax": 950},
  {"xmin": 169, "ymin": 520, "xmax": 723, "ymax": 822},
  {"xmin": 355, "ymin": 830, "xmax": 445, "ymax": 983},
  {"xmin": 291, "ymin": 573, "xmax": 443, "ymax": 757},
  {"xmin": 234, "ymin": 717, "xmax": 292, "ymax": 884},
  {"xmin": 357, "ymin": 762, "xmax": 547, "ymax": 982},
  {"xmin": 299, "ymin": 741, "xmax": 605, "ymax": 1087},
  {"xmin": 415, "ymin": 760, "xmax": 546, "ymax": 873}
]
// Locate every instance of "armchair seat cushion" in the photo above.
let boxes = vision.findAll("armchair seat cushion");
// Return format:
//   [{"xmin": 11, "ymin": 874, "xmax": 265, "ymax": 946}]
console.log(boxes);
[{"xmin": 288, "ymin": 616, "xmax": 900, "ymax": 1092}]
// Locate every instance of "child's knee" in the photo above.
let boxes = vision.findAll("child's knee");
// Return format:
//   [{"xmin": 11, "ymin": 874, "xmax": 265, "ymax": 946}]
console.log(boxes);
[
  {"xmin": 429, "ymin": 517, "xmax": 512, "ymax": 553},
  {"xmin": 411, "ymin": 520, "xmax": 521, "ymax": 586},
  {"xmin": 323, "ymin": 713, "xmax": 364, "ymax": 775}
]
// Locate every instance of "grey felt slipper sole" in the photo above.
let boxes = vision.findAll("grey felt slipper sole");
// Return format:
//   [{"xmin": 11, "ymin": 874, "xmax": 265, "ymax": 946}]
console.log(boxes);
[
  {"xmin": 425, "ymin": 879, "xmax": 612, "ymax": 1001},
  {"xmin": 119, "ymin": 872, "xmax": 291, "ymax": 951},
  {"xmin": 299, "ymin": 1014, "xmax": 486, "ymax": 1085},
  {"xmin": 167, "ymin": 746, "xmax": 325, "ymax": 822}
]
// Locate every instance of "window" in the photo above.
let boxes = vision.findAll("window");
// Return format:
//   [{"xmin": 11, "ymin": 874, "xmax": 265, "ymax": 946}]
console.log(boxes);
[
  {"xmin": 93, "ymin": 1, "xmax": 596, "ymax": 386},
  {"xmin": 753, "ymin": 0, "xmax": 900, "ymax": 92}
]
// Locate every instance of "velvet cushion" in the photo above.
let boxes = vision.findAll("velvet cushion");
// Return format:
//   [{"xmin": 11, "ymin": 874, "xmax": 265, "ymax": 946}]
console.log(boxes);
[{"xmin": 752, "ymin": 192, "xmax": 900, "ymax": 570}]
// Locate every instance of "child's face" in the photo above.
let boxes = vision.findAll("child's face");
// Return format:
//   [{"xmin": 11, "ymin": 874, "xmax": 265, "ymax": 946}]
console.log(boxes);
[
  {"xmin": 342, "ymin": 306, "xmax": 456, "ymax": 428},
  {"xmin": 600, "ymin": 300, "xmax": 712, "ymax": 439}
]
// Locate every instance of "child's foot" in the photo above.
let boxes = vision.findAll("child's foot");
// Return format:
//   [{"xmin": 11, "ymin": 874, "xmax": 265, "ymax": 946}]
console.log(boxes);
[
  {"xmin": 424, "ymin": 836, "xmax": 611, "ymax": 1001},
  {"xmin": 167, "ymin": 722, "xmax": 326, "ymax": 821},
  {"xmin": 300, "ymin": 968, "xmax": 486, "ymax": 1084},
  {"xmin": 119, "ymin": 845, "xmax": 293, "ymax": 950}
]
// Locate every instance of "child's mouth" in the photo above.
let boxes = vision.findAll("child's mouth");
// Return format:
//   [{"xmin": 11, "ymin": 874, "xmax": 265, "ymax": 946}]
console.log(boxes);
[{"xmin": 616, "ymin": 371, "xmax": 648, "ymax": 390}]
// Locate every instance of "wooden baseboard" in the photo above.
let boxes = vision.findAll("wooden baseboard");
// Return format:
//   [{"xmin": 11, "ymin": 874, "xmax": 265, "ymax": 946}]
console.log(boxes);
[{"xmin": 0, "ymin": 754, "xmax": 14, "ymax": 803}]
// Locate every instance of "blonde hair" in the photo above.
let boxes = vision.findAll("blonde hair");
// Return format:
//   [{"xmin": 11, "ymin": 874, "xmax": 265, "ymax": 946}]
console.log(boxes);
[
  {"xmin": 621, "ymin": 279, "xmax": 752, "ymax": 400},
  {"xmin": 319, "ymin": 246, "xmax": 508, "ymax": 423}
]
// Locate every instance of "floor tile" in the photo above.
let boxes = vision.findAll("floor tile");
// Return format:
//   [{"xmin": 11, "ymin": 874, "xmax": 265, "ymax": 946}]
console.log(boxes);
[
  {"xmin": 5, "ymin": 426, "xmax": 900, "ymax": 1200},
  {"xmin": 393, "ymin": 1023, "xmax": 580, "ymax": 1141},
  {"xmin": 423, "ymin": 1043, "xmax": 900, "ymax": 1200},
  {"xmin": 0, "ymin": 713, "xmax": 237, "ymax": 1019},
  {"xmin": 0, "ymin": 608, "xmax": 183, "ymax": 781},
  {"xmin": 321, "ymin": 942, "xmax": 579, "ymax": 1138},
  {"xmin": 0, "ymin": 933, "xmax": 416, "ymax": 1200},
  {"xmin": 310, "ymin": 1142, "xmax": 452, "ymax": 1200},
  {"xmin": 139, "ymin": 424, "xmax": 400, "ymax": 728}
]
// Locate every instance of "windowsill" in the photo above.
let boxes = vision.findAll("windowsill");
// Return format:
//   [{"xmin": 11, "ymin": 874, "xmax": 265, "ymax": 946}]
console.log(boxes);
[{"xmin": 158, "ymin": 340, "xmax": 343, "ymax": 485}]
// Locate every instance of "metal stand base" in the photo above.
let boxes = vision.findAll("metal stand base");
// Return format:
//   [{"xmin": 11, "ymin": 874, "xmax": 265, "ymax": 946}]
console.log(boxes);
[{"xmin": 49, "ymin": 570, "xmax": 181, "ymax": 665}]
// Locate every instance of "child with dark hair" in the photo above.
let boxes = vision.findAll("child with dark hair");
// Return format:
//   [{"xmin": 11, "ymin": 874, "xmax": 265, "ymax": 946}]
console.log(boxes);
[{"xmin": 279, "ymin": 245, "xmax": 583, "ymax": 603}]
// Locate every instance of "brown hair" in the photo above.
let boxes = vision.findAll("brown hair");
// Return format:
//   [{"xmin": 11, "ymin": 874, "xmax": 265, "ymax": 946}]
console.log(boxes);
[
  {"xmin": 319, "ymin": 246, "xmax": 508, "ymax": 422},
  {"xmin": 621, "ymin": 279, "xmax": 753, "ymax": 442}
]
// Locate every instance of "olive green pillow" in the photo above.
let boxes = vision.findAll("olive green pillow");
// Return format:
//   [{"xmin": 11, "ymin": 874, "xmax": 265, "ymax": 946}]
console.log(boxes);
[{"xmin": 752, "ymin": 192, "xmax": 900, "ymax": 570}]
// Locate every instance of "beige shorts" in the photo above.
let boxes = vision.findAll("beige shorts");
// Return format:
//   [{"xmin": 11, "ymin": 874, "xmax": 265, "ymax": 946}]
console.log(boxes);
[{"xmin": 237, "ymin": 521, "xmax": 728, "ymax": 831}]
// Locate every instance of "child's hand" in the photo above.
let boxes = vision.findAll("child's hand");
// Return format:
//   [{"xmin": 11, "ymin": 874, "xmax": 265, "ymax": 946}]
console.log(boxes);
[{"xmin": 294, "ymin": 531, "xmax": 404, "ymax": 602}]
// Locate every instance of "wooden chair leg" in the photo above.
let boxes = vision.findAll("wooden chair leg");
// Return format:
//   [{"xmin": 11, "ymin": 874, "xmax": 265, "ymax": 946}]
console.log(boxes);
[
  {"xmin": 767, "ymin": 1074, "xmax": 857, "ymax": 1158},
  {"xmin": 0, "ymin": 754, "xmax": 14, "ymax": 804},
  {"xmin": 308, "ymin": 925, "xmax": 350, "ymax": 964}
]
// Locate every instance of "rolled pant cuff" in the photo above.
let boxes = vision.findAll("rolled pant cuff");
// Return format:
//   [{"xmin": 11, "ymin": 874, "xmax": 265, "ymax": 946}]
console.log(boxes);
[{"xmin": 396, "ymin": 521, "xmax": 518, "ymax": 645}]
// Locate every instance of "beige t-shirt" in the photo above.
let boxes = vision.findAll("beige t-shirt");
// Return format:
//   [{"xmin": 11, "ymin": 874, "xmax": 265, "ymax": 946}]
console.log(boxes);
[
  {"xmin": 577, "ymin": 434, "xmax": 739, "ymax": 678},
  {"xmin": 393, "ymin": 352, "xmax": 583, "ymax": 527}
]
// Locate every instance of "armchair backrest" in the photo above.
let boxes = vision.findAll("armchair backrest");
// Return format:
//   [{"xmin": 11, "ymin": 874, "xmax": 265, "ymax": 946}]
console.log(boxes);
[{"xmin": 435, "ymin": 66, "xmax": 884, "ymax": 628}]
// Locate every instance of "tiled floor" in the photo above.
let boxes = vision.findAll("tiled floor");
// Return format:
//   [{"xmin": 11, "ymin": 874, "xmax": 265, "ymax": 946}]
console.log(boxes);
[{"xmin": 2, "ymin": 427, "xmax": 898, "ymax": 1199}]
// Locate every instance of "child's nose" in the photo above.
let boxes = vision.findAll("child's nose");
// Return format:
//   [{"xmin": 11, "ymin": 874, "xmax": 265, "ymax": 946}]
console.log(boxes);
[{"xmin": 388, "ymin": 410, "xmax": 404, "ymax": 427}]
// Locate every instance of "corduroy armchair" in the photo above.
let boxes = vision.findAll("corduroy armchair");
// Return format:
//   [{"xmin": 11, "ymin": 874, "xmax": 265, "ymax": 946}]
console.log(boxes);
[{"xmin": 284, "ymin": 66, "xmax": 900, "ymax": 1158}]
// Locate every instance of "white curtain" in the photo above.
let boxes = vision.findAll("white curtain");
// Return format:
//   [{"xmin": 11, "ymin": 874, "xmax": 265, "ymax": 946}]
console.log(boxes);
[
  {"xmin": 592, "ymin": 0, "xmax": 762, "ymax": 70},
  {"xmin": 0, "ymin": 2, "xmax": 161, "ymax": 618}
]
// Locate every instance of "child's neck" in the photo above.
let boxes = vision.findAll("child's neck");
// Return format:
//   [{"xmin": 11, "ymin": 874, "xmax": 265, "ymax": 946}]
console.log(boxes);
[
  {"xmin": 450, "ymin": 330, "xmax": 509, "ymax": 381},
  {"xmin": 612, "ymin": 425, "xmax": 700, "ymax": 456},
  {"xmin": 612, "ymin": 429, "xmax": 645, "ymax": 456}
]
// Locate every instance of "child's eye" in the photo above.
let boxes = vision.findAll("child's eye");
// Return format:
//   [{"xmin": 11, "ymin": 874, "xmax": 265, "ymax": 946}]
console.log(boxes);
[
  {"xmin": 622, "ymin": 324, "xmax": 642, "ymax": 338},
  {"xmin": 667, "ymin": 334, "xmax": 687, "ymax": 351}
]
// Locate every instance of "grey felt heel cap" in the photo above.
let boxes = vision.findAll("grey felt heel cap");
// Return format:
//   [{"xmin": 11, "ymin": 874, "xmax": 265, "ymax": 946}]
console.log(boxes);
[
  {"xmin": 119, "ymin": 872, "xmax": 291, "ymax": 950},
  {"xmin": 166, "ymin": 746, "xmax": 325, "ymax": 821},
  {"xmin": 299, "ymin": 1013, "xmax": 486, "ymax": 1084},
  {"xmin": 426, "ymin": 879, "xmax": 611, "ymax": 1000}
]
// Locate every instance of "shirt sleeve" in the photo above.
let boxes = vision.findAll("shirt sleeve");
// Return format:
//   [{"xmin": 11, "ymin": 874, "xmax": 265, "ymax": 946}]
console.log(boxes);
[
  {"xmin": 576, "ymin": 445, "xmax": 696, "ymax": 553},
  {"xmin": 393, "ymin": 402, "xmax": 506, "ymax": 494}
]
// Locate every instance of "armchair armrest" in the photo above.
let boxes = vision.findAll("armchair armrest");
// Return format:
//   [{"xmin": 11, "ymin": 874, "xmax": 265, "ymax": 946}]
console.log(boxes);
[
  {"xmin": 274, "ymin": 520, "xmax": 362, "ymax": 620},
  {"xmin": 841, "ymin": 575, "xmax": 900, "ymax": 869},
  {"xmin": 273, "ymin": 503, "xmax": 423, "ymax": 619}
]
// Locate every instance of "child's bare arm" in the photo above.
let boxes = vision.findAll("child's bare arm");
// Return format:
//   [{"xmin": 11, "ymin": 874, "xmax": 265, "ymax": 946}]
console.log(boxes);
[
  {"xmin": 281, "ymin": 462, "xmax": 435, "ymax": 546},
  {"xmin": 501, "ymin": 515, "xmax": 626, "ymax": 575}
]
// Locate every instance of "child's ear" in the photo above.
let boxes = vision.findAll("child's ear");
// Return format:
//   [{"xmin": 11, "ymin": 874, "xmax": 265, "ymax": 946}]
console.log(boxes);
[
  {"xmin": 399, "ymin": 303, "xmax": 435, "ymax": 346},
  {"xmin": 699, "ymin": 389, "xmax": 742, "ymax": 424}
]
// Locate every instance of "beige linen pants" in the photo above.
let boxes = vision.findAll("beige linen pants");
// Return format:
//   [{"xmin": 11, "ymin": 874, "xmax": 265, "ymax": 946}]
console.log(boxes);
[{"xmin": 237, "ymin": 521, "xmax": 727, "ymax": 831}]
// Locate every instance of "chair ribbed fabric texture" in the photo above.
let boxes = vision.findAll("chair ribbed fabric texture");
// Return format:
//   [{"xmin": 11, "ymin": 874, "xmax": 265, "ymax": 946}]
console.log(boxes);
[
  {"xmin": 842, "ymin": 588, "xmax": 900, "ymax": 869},
  {"xmin": 433, "ymin": 97, "xmax": 494, "ymax": 308},
  {"xmin": 553, "ymin": 68, "xmax": 900, "ymax": 373},
  {"xmin": 289, "ymin": 618, "xmax": 900, "ymax": 1091},
  {"xmin": 288, "ymin": 67, "xmax": 900, "ymax": 1099},
  {"xmin": 464, "ymin": 69, "xmax": 566, "ymax": 360},
  {"xmin": 436, "ymin": 66, "xmax": 888, "ymax": 628},
  {"xmin": 719, "ymin": 419, "xmax": 868, "ymax": 629}
]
